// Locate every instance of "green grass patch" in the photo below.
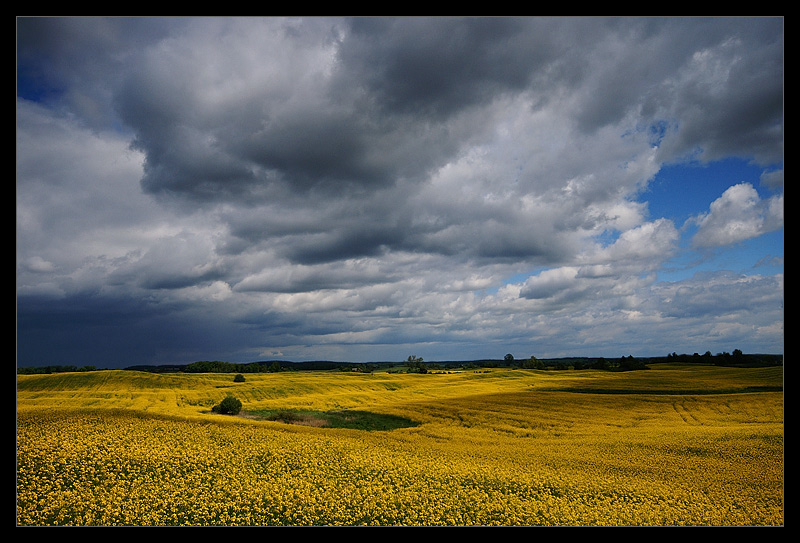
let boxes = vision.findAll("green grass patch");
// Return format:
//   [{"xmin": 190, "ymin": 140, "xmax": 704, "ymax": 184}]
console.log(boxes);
[{"xmin": 244, "ymin": 408, "xmax": 420, "ymax": 431}]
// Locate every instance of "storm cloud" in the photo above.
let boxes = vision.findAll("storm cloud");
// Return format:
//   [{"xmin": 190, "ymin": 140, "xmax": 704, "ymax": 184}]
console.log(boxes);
[{"xmin": 17, "ymin": 17, "xmax": 783, "ymax": 366}]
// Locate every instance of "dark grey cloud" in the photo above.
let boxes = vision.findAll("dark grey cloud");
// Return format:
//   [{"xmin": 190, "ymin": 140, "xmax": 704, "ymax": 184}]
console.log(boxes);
[
  {"xmin": 638, "ymin": 18, "xmax": 783, "ymax": 164},
  {"xmin": 16, "ymin": 291, "xmax": 279, "ymax": 367},
  {"xmin": 17, "ymin": 17, "xmax": 182, "ymax": 131},
  {"xmin": 234, "ymin": 259, "xmax": 401, "ymax": 294},
  {"xmin": 336, "ymin": 17, "xmax": 556, "ymax": 118}
]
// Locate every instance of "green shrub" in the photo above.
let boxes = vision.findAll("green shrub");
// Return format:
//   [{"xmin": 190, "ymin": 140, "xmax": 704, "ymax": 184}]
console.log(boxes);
[
  {"xmin": 212, "ymin": 394, "xmax": 242, "ymax": 415},
  {"xmin": 233, "ymin": 374, "xmax": 246, "ymax": 382}
]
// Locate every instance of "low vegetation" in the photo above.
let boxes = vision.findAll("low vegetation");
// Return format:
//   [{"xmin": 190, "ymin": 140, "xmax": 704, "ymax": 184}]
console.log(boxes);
[
  {"xmin": 211, "ymin": 394, "xmax": 242, "ymax": 415},
  {"xmin": 245, "ymin": 408, "xmax": 420, "ymax": 431}
]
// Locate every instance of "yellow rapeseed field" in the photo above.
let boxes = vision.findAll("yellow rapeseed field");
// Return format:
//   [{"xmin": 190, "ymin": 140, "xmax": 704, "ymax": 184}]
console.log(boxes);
[{"xmin": 16, "ymin": 364, "xmax": 783, "ymax": 526}]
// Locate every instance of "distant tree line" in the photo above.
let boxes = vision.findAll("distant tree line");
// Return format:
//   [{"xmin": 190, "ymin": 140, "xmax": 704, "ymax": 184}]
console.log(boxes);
[
  {"xmin": 17, "ymin": 349, "xmax": 782, "ymax": 375},
  {"xmin": 183, "ymin": 360, "xmax": 283, "ymax": 374},
  {"xmin": 571, "ymin": 355, "xmax": 649, "ymax": 371},
  {"xmin": 662, "ymin": 349, "xmax": 783, "ymax": 368},
  {"xmin": 16, "ymin": 365, "xmax": 96, "ymax": 375}
]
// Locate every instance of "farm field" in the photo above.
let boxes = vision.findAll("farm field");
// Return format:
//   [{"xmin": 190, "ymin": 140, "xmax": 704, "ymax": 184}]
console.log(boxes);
[{"xmin": 16, "ymin": 363, "xmax": 784, "ymax": 526}]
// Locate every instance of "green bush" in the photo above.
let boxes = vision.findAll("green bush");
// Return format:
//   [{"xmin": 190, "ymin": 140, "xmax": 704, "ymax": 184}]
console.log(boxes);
[
  {"xmin": 212, "ymin": 394, "xmax": 242, "ymax": 415},
  {"xmin": 233, "ymin": 374, "xmax": 246, "ymax": 382}
]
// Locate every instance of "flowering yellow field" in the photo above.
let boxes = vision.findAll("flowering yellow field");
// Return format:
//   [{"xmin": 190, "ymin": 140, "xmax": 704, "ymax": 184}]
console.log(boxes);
[{"xmin": 16, "ymin": 364, "xmax": 783, "ymax": 526}]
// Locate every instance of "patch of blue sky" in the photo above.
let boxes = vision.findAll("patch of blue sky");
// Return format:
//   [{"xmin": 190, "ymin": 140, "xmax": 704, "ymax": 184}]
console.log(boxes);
[
  {"xmin": 642, "ymin": 157, "xmax": 783, "ymax": 284},
  {"xmin": 656, "ymin": 228, "xmax": 783, "ymax": 283},
  {"xmin": 643, "ymin": 156, "xmax": 782, "ymax": 225},
  {"xmin": 16, "ymin": 68, "xmax": 59, "ymax": 104}
]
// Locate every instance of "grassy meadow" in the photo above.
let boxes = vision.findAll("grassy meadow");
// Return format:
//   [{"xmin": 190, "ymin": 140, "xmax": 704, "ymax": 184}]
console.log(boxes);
[{"xmin": 16, "ymin": 363, "xmax": 783, "ymax": 526}]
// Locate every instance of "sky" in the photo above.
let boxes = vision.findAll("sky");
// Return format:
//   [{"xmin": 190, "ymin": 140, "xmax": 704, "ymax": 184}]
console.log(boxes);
[{"xmin": 16, "ymin": 17, "xmax": 783, "ymax": 368}]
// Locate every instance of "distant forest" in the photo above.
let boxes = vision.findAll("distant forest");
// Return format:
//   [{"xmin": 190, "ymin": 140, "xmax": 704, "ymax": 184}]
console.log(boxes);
[{"xmin": 17, "ymin": 350, "xmax": 783, "ymax": 375}]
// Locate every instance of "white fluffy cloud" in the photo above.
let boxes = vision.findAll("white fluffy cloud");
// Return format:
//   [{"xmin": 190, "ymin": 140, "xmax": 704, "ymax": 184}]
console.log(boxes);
[{"xmin": 691, "ymin": 183, "xmax": 783, "ymax": 248}]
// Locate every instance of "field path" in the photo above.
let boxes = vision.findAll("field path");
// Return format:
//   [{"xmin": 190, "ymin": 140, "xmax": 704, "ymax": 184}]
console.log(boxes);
[{"xmin": 671, "ymin": 399, "xmax": 702, "ymax": 425}]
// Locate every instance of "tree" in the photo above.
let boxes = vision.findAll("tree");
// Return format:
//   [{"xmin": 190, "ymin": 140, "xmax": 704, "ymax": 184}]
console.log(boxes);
[
  {"xmin": 618, "ymin": 355, "xmax": 647, "ymax": 371},
  {"xmin": 405, "ymin": 355, "xmax": 427, "ymax": 374},
  {"xmin": 233, "ymin": 373, "xmax": 246, "ymax": 382},
  {"xmin": 212, "ymin": 394, "xmax": 242, "ymax": 415},
  {"xmin": 504, "ymin": 353, "xmax": 515, "ymax": 363},
  {"xmin": 522, "ymin": 355, "xmax": 544, "ymax": 369}
]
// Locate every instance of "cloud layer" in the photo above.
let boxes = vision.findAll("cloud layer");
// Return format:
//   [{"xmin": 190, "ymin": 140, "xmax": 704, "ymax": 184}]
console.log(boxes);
[{"xmin": 16, "ymin": 17, "xmax": 783, "ymax": 366}]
